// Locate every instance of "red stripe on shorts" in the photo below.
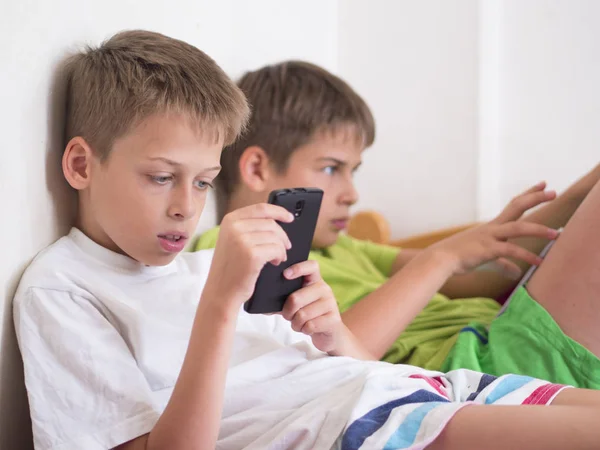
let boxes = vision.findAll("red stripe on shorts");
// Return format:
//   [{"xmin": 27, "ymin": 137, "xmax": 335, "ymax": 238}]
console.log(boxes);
[
  {"xmin": 409, "ymin": 374, "xmax": 448, "ymax": 399},
  {"xmin": 522, "ymin": 383, "xmax": 564, "ymax": 405}
]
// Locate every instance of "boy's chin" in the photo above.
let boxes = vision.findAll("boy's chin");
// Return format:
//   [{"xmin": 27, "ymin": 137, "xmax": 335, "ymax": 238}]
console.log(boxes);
[
  {"xmin": 153, "ymin": 253, "xmax": 180, "ymax": 266},
  {"xmin": 313, "ymin": 230, "xmax": 341, "ymax": 249},
  {"xmin": 133, "ymin": 251, "xmax": 180, "ymax": 267}
]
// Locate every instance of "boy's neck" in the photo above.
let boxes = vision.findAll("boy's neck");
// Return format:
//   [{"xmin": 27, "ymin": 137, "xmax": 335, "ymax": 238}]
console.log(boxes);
[{"xmin": 75, "ymin": 197, "xmax": 123, "ymax": 256}]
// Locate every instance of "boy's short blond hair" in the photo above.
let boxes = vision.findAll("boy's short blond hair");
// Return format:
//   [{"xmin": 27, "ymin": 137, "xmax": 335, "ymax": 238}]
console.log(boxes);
[
  {"xmin": 64, "ymin": 30, "xmax": 249, "ymax": 159},
  {"xmin": 216, "ymin": 61, "xmax": 375, "ymax": 221}
]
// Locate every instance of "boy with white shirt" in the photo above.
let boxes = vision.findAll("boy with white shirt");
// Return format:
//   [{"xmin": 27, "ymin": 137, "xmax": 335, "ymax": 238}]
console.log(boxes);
[{"xmin": 13, "ymin": 29, "xmax": 600, "ymax": 450}]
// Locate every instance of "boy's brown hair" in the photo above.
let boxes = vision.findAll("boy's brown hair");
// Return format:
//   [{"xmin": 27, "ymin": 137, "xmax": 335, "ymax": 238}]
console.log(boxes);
[
  {"xmin": 216, "ymin": 61, "xmax": 375, "ymax": 220},
  {"xmin": 64, "ymin": 30, "xmax": 249, "ymax": 159}
]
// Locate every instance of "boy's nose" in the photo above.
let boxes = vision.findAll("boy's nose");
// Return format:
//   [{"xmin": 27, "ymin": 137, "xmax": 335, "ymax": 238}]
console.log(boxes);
[
  {"xmin": 168, "ymin": 188, "xmax": 196, "ymax": 220},
  {"xmin": 339, "ymin": 181, "xmax": 359, "ymax": 206}
]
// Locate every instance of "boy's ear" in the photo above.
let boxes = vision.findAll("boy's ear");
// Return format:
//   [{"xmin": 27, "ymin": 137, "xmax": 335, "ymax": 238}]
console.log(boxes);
[
  {"xmin": 238, "ymin": 146, "xmax": 273, "ymax": 193},
  {"xmin": 62, "ymin": 136, "xmax": 96, "ymax": 191}
]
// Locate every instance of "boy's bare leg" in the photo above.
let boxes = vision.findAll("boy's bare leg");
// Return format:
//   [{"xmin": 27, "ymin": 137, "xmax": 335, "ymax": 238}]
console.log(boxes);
[
  {"xmin": 428, "ymin": 389, "xmax": 600, "ymax": 450},
  {"xmin": 527, "ymin": 179, "xmax": 600, "ymax": 356}
]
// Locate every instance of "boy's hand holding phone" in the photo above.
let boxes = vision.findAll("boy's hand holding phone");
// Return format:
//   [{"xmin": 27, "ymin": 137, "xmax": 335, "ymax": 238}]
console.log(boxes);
[
  {"xmin": 201, "ymin": 188, "xmax": 372, "ymax": 358},
  {"xmin": 203, "ymin": 203, "xmax": 294, "ymax": 309},
  {"xmin": 282, "ymin": 259, "xmax": 375, "ymax": 359},
  {"xmin": 204, "ymin": 187, "xmax": 323, "ymax": 315},
  {"xmin": 281, "ymin": 260, "xmax": 342, "ymax": 353},
  {"xmin": 244, "ymin": 188, "xmax": 323, "ymax": 314}
]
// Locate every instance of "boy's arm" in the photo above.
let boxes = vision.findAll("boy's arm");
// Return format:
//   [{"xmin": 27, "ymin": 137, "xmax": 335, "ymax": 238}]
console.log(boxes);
[
  {"xmin": 390, "ymin": 248, "xmax": 422, "ymax": 274},
  {"xmin": 390, "ymin": 169, "xmax": 600, "ymax": 300},
  {"xmin": 119, "ymin": 204, "xmax": 297, "ymax": 450},
  {"xmin": 342, "ymin": 185, "xmax": 559, "ymax": 358},
  {"xmin": 391, "ymin": 250, "xmax": 525, "ymax": 300},
  {"xmin": 124, "ymin": 304, "xmax": 374, "ymax": 449},
  {"xmin": 342, "ymin": 251, "xmax": 454, "ymax": 358}
]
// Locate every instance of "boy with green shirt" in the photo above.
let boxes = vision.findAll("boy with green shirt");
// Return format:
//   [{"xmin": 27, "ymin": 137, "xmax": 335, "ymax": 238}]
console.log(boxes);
[
  {"xmin": 195, "ymin": 60, "xmax": 600, "ymax": 387},
  {"xmin": 197, "ymin": 229, "xmax": 499, "ymax": 370}
]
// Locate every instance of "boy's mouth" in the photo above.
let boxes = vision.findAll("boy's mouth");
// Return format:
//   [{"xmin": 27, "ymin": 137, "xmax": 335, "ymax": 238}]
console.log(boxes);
[
  {"xmin": 157, "ymin": 232, "xmax": 189, "ymax": 253},
  {"xmin": 331, "ymin": 218, "xmax": 349, "ymax": 231}
]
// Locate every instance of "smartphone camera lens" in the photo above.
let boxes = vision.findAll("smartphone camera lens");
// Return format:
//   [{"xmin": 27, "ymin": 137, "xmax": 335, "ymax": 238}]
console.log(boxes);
[{"xmin": 294, "ymin": 200, "xmax": 305, "ymax": 217}]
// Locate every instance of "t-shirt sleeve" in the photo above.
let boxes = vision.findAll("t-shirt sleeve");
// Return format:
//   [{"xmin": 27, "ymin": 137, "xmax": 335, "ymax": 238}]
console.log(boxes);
[
  {"xmin": 14, "ymin": 287, "xmax": 161, "ymax": 450},
  {"xmin": 345, "ymin": 236, "xmax": 401, "ymax": 276}
]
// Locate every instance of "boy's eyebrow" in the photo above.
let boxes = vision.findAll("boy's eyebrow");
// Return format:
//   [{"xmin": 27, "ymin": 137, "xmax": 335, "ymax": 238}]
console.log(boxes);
[
  {"xmin": 317, "ymin": 157, "xmax": 362, "ymax": 170},
  {"xmin": 317, "ymin": 157, "xmax": 346, "ymax": 166},
  {"xmin": 148, "ymin": 157, "xmax": 221, "ymax": 172}
]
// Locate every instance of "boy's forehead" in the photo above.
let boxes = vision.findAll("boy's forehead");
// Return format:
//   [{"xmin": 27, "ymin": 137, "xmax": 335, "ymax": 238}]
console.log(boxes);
[
  {"xmin": 295, "ymin": 131, "xmax": 365, "ymax": 163},
  {"xmin": 120, "ymin": 114, "xmax": 222, "ymax": 148},
  {"xmin": 134, "ymin": 113, "xmax": 222, "ymax": 143},
  {"xmin": 110, "ymin": 113, "xmax": 224, "ymax": 165}
]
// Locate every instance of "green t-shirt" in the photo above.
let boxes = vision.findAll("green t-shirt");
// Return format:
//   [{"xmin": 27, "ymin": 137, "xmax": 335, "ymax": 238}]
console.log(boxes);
[{"xmin": 194, "ymin": 227, "xmax": 500, "ymax": 370}]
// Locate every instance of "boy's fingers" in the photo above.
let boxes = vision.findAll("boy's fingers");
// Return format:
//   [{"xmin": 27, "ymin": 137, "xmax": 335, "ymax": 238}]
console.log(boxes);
[
  {"xmin": 282, "ymin": 281, "xmax": 332, "ymax": 321},
  {"xmin": 252, "ymin": 242, "xmax": 288, "ymax": 267},
  {"xmin": 289, "ymin": 298, "xmax": 332, "ymax": 333},
  {"xmin": 493, "ymin": 242, "xmax": 544, "ymax": 267},
  {"xmin": 522, "ymin": 181, "xmax": 547, "ymax": 195},
  {"xmin": 493, "ymin": 257, "xmax": 523, "ymax": 280},
  {"xmin": 493, "ymin": 190, "xmax": 556, "ymax": 223},
  {"xmin": 241, "ymin": 230, "xmax": 286, "ymax": 246},
  {"xmin": 493, "ymin": 222, "xmax": 559, "ymax": 240},
  {"xmin": 233, "ymin": 203, "xmax": 294, "ymax": 223},
  {"xmin": 283, "ymin": 260, "xmax": 321, "ymax": 284},
  {"xmin": 235, "ymin": 219, "xmax": 292, "ymax": 249},
  {"xmin": 282, "ymin": 283, "xmax": 321, "ymax": 320},
  {"xmin": 301, "ymin": 311, "xmax": 340, "ymax": 336},
  {"xmin": 241, "ymin": 231, "xmax": 289, "ymax": 259}
]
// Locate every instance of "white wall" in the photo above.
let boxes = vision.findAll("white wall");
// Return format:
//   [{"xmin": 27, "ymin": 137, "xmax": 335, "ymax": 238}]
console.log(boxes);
[
  {"xmin": 0, "ymin": 1, "xmax": 337, "ymax": 446},
  {"xmin": 338, "ymin": 0, "xmax": 600, "ymax": 236},
  {"xmin": 338, "ymin": 0, "xmax": 480, "ymax": 238},
  {"xmin": 478, "ymin": 0, "xmax": 600, "ymax": 218}
]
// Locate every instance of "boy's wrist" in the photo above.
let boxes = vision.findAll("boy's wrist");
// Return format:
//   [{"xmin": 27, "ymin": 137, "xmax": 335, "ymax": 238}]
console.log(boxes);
[
  {"xmin": 329, "ymin": 324, "xmax": 352, "ymax": 356},
  {"xmin": 414, "ymin": 248, "xmax": 460, "ymax": 279},
  {"xmin": 330, "ymin": 324, "xmax": 376, "ymax": 360},
  {"xmin": 199, "ymin": 282, "xmax": 245, "ymax": 317}
]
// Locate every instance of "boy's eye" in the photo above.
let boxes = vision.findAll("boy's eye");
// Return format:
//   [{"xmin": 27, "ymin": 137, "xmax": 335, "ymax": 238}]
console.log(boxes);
[
  {"xmin": 150, "ymin": 175, "xmax": 173, "ymax": 185},
  {"xmin": 194, "ymin": 180, "xmax": 212, "ymax": 190},
  {"xmin": 322, "ymin": 166, "xmax": 337, "ymax": 175}
]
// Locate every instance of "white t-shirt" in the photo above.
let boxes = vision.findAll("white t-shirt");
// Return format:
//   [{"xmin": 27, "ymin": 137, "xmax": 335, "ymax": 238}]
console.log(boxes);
[
  {"xmin": 14, "ymin": 228, "xmax": 564, "ymax": 450},
  {"xmin": 13, "ymin": 228, "xmax": 325, "ymax": 449}
]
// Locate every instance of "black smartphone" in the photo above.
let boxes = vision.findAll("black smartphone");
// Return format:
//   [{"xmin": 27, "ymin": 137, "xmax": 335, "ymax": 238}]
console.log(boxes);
[{"xmin": 244, "ymin": 188, "xmax": 323, "ymax": 314}]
